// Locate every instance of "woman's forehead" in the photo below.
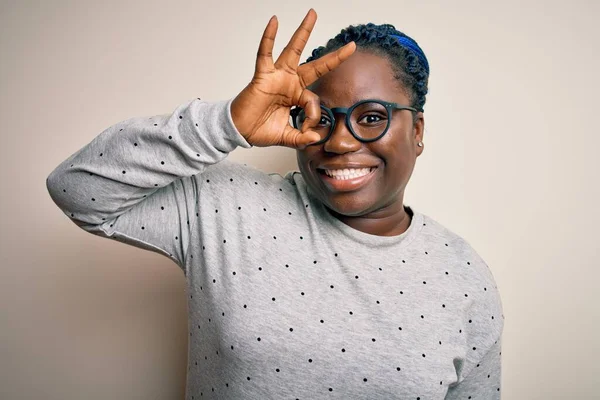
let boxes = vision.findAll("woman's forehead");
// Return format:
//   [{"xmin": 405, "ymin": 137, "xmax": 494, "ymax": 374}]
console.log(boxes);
[{"xmin": 309, "ymin": 51, "xmax": 408, "ymax": 105}]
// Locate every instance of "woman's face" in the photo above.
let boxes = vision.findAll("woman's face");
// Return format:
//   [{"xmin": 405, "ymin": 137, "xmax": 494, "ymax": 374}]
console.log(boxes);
[{"xmin": 296, "ymin": 50, "xmax": 425, "ymax": 218}]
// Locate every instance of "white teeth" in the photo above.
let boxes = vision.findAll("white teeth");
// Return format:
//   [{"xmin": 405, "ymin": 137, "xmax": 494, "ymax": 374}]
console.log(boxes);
[{"xmin": 324, "ymin": 167, "xmax": 374, "ymax": 180}]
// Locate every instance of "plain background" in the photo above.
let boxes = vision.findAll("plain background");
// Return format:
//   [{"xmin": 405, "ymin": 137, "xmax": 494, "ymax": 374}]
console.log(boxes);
[{"xmin": 1, "ymin": 0, "xmax": 599, "ymax": 399}]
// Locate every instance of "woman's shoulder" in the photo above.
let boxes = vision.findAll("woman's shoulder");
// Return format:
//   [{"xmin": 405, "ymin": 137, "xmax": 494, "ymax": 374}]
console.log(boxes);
[
  {"xmin": 418, "ymin": 212, "xmax": 488, "ymax": 262},
  {"xmin": 422, "ymin": 215, "xmax": 506, "ymax": 292},
  {"xmin": 419, "ymin": 213, "xmax": 497, "ymax": 275},
  {"xmin": 418, "ymin": 211, "xmax": 504, "ymax": 323}
]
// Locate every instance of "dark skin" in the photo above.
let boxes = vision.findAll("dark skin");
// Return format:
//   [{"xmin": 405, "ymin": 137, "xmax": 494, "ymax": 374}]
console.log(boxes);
[
  {"xmin": 231, "ymin": 10, "xmax": 424, "ymax": 237},
  {"xmin": 296, "ymin": 50, "xmax": 425, "ymax": 236}
]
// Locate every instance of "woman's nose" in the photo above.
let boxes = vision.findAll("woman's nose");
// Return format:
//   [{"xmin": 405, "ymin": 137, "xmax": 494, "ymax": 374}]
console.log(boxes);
[{"xmin": 322, "ymin": 116, "xmax": 362, "ymax": 154}]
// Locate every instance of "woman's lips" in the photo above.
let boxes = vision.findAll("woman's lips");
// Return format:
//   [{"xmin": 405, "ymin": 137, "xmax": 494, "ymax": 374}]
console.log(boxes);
[{"xmin": 317, "ymin": 167, "xmax": 378, "ymax": 192}]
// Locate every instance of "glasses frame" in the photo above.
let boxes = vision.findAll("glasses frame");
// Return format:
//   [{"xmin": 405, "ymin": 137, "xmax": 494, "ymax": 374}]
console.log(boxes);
[{"xmin": 290, "ymin": 99, "xmax": 421, "ymax": 145}]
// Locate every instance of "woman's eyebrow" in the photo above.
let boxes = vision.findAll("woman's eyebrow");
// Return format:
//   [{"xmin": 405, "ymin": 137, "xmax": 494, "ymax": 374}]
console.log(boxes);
[{"xmin": 320, "ymin": 98, "xmax": 387, "ymax": 108}]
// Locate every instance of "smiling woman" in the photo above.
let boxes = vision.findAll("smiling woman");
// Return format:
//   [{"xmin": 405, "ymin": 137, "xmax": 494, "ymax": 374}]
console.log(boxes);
[
  {"xmin": 297, "ymin": 51, "xmax": 423, "ymax": 229},
  {"xmin": 46, "ymin": 8, "xmax": 504, "ymax": 400}
]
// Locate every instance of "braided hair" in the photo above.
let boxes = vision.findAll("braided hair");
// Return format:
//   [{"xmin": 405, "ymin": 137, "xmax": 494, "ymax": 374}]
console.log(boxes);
[{"xmin": 306, "ymin": 23, "xmax": 429, "ymax": 114}]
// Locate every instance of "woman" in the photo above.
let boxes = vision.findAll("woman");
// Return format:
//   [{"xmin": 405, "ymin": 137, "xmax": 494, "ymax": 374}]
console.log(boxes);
[{"xmin": 46, "ymin": 9, "xmax": 504, "ymax": 399}]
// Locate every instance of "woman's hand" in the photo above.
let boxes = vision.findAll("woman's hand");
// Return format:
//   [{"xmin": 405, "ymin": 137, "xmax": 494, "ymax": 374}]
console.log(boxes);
[{"xmin": 231, "ymin": 9, "xmax": 356, "ymax": 149}]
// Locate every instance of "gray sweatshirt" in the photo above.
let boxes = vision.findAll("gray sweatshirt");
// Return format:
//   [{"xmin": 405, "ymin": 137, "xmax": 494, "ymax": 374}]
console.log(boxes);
[{"xmin": 46, "ymin": 97, "xmax": 505, "ymax": 399}]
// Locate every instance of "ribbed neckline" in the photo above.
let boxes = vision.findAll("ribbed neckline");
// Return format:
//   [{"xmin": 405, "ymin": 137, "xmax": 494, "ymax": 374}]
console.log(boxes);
[
  {"xmin": 316, "ymin": 200, "xmax": 423, "ymax": 248},
  {"xmin": 296, "ymin": 172, "xmax": 424, "ymax": 248}
]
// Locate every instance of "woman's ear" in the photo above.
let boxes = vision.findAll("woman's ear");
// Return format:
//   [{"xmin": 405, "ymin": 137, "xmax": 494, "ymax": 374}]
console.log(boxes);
[{"xmin": 414, "ymin": 112, "xmax": 425, "ymax": 156}]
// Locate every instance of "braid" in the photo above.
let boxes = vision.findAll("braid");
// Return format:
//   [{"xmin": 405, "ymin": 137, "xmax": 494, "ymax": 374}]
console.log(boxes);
[{"xmin": 306, "ymin": 23, "xmax": 429, "ymax": 113}]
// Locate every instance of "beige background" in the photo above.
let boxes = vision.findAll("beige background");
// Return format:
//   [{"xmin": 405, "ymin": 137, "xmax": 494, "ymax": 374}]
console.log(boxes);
[{"xmin": 1, "ymin": 0, "xmax": 599, "ymax": 399}]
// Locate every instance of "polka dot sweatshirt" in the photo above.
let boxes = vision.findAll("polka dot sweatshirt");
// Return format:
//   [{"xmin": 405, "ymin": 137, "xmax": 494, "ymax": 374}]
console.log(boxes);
[{"xmin": 46, "ymin": 97, "xmax": 505, "ymax": 399}]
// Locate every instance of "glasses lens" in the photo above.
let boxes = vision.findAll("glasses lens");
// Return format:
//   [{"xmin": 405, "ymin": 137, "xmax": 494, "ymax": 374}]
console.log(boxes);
[
  {"xmin": 349, "ymin": 101, "xmax": 389, "ymax": 140},
  {"xmin": 293, "ymin": 106, "xmax": 331, "ymax": 141}
]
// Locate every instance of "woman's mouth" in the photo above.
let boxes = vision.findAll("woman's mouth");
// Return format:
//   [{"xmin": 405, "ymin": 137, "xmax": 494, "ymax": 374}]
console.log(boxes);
[{"xmin": 316, "ymin": 167, "xmax": 378, "ymax": 192}]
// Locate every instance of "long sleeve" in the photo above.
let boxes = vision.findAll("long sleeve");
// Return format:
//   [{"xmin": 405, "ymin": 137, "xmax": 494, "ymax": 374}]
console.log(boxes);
[
  {"xmin": 445, "ymin": 335, "xmax": 503, "ymax": 399},
  {"xmin": 46, "ymin": 97, "xmax": 252, "ymax": 273}
]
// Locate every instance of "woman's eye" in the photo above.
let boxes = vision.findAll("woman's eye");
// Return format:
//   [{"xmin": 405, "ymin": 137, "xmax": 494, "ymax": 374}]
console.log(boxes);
[
  {"xmin": 317, "ymin": 116, "xmax": 331, "ymax": 126},
  {"xmin": 358, "ymin": 114, "xmax": 385, "ymax": 124}
]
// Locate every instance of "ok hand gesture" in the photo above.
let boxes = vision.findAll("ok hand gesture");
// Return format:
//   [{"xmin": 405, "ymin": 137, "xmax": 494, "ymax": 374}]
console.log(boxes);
[{"xmin": 231, "ymin": 9, "xmax": 356, "ymax": 149}]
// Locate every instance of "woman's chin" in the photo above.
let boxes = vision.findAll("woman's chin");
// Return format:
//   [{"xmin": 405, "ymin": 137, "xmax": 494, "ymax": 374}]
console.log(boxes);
[{"xmin": 324, "ymin": 200, "xmax": 374, "ymax": 218}]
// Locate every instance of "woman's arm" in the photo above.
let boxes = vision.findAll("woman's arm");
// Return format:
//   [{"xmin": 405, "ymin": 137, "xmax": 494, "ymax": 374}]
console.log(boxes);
[
  {"xmin": 445, "ymin": 336, "xmax": 503, "ymax": 399},
  {"xmin": 46, "ymin": 98, "xmax": 251, "ymax": 272}
]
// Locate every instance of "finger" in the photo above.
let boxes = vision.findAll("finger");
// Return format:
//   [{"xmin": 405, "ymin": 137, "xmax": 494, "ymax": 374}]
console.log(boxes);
[
  {"xmin": 296, "ymin": 89, "xmax": 321, "ymax": 133},
  {"xmin": 297, "ymin": 41, "xmax": 356, "ymax": 86},
  {"xmin": 280, "ymin": 125, "xmax": 321, "ymax": 150},
  {"xmin": 274, "ymin": 8, "xmax": 317, "ymax": 71},
  {"xmin": 255, "ymin": 15, "xmax": 278, "ymax": 73}
]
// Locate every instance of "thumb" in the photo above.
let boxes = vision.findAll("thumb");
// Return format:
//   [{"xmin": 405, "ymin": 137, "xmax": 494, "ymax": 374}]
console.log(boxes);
[
  {"xmin": 280, "ymin": 126, "xmax": 321, "ymax": 149},
  {"xmin": 295, "ymin": 130, "xmax": 322, "ymax": 150}
]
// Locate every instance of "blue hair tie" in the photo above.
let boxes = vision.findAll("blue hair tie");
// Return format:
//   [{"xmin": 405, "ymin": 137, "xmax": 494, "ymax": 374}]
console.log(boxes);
[{"xmin": 390, "ymin": 34, "xmax": 429, "ymax": 75}]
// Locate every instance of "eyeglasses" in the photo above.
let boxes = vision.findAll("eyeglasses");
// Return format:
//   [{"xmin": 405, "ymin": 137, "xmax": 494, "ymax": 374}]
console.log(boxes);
[{"xmin": 290, "ymin": 99, "xmax": 420, "ymax": 145}]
